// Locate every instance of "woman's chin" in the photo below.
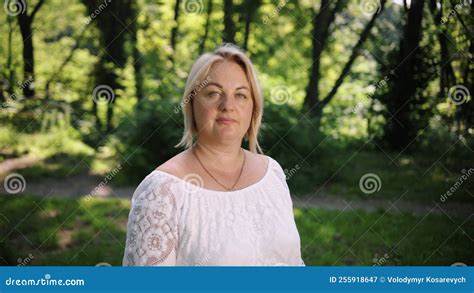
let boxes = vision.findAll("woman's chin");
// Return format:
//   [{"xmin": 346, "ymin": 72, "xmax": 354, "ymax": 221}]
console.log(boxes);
[{"xmin": 213, "ymin": 131, "xmax": 242, "ymax": 142}]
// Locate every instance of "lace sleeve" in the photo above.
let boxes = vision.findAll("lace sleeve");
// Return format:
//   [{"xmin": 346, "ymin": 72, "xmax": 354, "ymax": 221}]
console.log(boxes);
[{"xmin": 123, "ymin": 173, "xmax": 178, "ymax": 266}]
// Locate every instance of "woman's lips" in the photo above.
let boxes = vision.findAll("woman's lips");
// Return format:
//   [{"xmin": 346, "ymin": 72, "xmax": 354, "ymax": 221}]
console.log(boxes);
[{"xmin": 216, "ymin": 118, "xmax": 236, "ymax": 125}]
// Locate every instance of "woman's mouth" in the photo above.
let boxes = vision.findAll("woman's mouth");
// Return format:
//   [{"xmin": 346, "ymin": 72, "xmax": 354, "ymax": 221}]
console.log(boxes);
[{"xmin": 216, "ymin": 117, "xmax": 237, "ymax": 125}]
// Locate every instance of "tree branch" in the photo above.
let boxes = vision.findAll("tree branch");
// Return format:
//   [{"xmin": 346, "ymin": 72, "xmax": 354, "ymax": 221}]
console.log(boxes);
[
  {"xmin": 449, "ymin": 0, "xmax": 471, "ymax": 39},
  {"xmin": 45, "ymin": 21, "xmax": 92, "ymax": 95},
  {"xmin": 321, "ymin": 0, "xmax": 387, "ymax": 106},
  {"xmin": 30, "ymin": 0, "xmax": 46, "ymax": 20}
]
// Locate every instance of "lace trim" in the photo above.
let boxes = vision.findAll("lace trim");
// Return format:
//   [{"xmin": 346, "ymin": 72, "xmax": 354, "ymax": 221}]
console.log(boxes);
[{"xmin": 124, "ymin": 175, "xmax": 178, "ymax": 265}]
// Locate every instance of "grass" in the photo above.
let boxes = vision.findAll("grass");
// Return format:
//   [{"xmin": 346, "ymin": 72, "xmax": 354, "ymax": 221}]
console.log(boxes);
[
  {"xmin": 0, "ymin": 194, "xmax": 472, "ymax": 266},
  {"xmin": 287, "ymin": 150, "xmax": 474, "ymax": 204},
  {"xmin": 296, "ymin": 207, "xmax": 473, "ymax": 266},
  {"xmin": 0, "ymin": 194, "xmax": 129, "ymax": 266}
]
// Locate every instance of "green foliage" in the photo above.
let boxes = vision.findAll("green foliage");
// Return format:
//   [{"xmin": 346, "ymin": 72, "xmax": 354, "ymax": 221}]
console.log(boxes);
[{"xmin": 112, "ymin": 98, "xmax": 184, "ymax": 184}]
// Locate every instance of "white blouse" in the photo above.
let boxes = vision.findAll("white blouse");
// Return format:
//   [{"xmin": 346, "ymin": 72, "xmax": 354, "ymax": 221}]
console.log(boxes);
[{"xmin": 122, "ymin": 155, "xmax": 305, "ymax": 266}]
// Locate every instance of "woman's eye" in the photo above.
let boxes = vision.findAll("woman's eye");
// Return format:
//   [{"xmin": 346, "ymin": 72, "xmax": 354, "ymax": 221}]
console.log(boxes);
[
  {"xmin": 208, "ymin": 91, "xmax": 221, "ymax": 98},
  {"xmin": 236, "ymin": 93, "xmax": 247, "ymax": 99}
]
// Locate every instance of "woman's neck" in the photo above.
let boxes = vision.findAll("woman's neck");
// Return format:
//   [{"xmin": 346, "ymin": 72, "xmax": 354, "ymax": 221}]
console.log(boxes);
[{"xmin": 193, "ymin": 141, "xmax": 243, "ymax": 171}]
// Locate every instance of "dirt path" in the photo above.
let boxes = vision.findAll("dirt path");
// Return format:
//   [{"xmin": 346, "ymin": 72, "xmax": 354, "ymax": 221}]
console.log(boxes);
[
  {"xmin": 0, "ymin": 155, "xmax": 42, "ymax": 181},
  {"xmin": 1, "ymin": 173, "xmax": 472, "ymax": 218}
]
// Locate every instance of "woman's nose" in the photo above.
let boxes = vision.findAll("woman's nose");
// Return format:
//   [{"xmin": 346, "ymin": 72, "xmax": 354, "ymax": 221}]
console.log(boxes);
[{"xmin": 219, "ymin": 93, "xmax": 236, "ymax": 111}]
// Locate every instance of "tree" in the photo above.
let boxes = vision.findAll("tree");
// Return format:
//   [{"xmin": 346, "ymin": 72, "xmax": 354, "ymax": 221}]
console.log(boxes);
[
  {"xmin": 82, "ymin": 0, "xmax": 133, "ymax": 132},
  {"xmin": 199, "ymin": 0, "xmax": 214, "ymax": 55},
  {"xmin": 242, "ymin": 0, "xmax": 261, "ymax": 51},
  {"xmin": 6, "ymin": 14, "xmax": 15, "ymax": 99},
  {"xmin": 428, "ymin": 0, "xmax": 456, "ymax": 99},
  {"xmin": 381, "ymin": 0, "xmax": 426, "ymax": 150},
  {"xmin": 311, "ymin": 0, "xmax": 387, "ymax": 126},
  {"xmin": 303, "ymin": 0, "xmax": 347, "ymax": 121},
  {"xmin": 44, "ymin": 22, "xmax": 93, "ymax": 98},
  {"xmin": 223, "ymin": 0, "xmax": 236, "ymax": 43},
  {"xmin": 17, "ymin": 0, "xmax": 46, "ymax": 98},
  {"xmin": 170, "ymin": 0, "xmax": 182, "ymax": 63},
  {"xmin": 130, "ymin": 0, "xmax": 144, "ymax": 101}
]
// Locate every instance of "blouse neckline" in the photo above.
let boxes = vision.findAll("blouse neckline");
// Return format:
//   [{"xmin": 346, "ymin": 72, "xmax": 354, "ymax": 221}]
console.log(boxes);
[{"xmin": 152, "ymin": 156, "xmax": 272, "ymax": 194}]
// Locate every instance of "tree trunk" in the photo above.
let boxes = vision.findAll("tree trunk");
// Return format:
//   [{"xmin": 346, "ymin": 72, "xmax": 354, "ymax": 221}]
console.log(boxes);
[
  {"xmin": 82, "ymin": 0, "xmax": 132, "ymax": 132},
  {"xmin": 242, "ymin": 0, "xmax": 252, "ymax": 51},
  {"xmin": 131, "ymin": 1, "xmax": 144, "ymax": 101},
  {"xmin": 303, "ymin": 0, "xmax": 346, "ymax": 121},
  {"xmin": 242, "ymin": 0, "xmax": 261, "ymax": 51},
  {"xmin": 382, "ymin": 0, "xmax": 425, "ymax": 150},
  {"xmin": 460, "ymin": 0, "xmax": 473, "ymax": 132},
  {"xmin": 16, "ymin": 0, "xmax": 45, "ymax": 98},
  {"xmin": 170, "ymin": 0, "xmax": 182, "ymax": 60},
  {"xmin": 429, "ymin": 0, "xmax": 456, "ymax": 99},
  {"xmin": 199, "ymin": 0, "xmax": 213, "ymax": 55},
  {"xmin": 6, "ymin": 15, "xmax": 15, "ymax": 98},
  {"xmin": 223, "ymin": 0, "xmax": 236, "ymax": 43}
]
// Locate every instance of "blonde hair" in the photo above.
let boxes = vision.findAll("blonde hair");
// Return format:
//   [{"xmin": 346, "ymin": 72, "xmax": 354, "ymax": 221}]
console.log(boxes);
[{"xmin": 175, "ymin": 44, "xmax": 263, "ymax": 154}]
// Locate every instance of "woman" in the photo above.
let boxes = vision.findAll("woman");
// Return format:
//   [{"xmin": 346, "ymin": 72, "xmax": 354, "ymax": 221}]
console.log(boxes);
[{"xmin": 122, "ymin": 44, "xmax": 305, "ymax": 266}]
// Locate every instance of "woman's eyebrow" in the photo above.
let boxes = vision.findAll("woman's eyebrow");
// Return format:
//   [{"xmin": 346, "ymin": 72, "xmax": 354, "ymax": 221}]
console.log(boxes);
[
  {"xmin": 236, "ymin": 86, "xmax": 250, "ymax": 91},
  {"xmin": 206, "ymin": 82, "xmax": 223, "ymax": 89},
  {"xmin": 206, "ymin": 82, "xmax": 250, "ymax": 91}
]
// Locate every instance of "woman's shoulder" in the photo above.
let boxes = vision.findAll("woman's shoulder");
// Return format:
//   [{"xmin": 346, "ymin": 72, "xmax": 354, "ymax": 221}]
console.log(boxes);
[
  {"xmin": 260, "ymin": 155, "xmax": 287, "ymax": 182},
  {"xmin": 243, "ymin": 149, "xmax": 270, "ymax": 167},
  {"xmin": 257, "ymin": 153, "xmax": 281, "ymax": 170},
  {"xmin": 243, "ymin": 152, "xmax": 286, "ymax": 183},
  {"xmin": 154, "ymin": 150, "xmax": 192, "ymax": 179},
  {"xmin": 132, "ymin": 162, "xmax": 183, "ymax": 204}
]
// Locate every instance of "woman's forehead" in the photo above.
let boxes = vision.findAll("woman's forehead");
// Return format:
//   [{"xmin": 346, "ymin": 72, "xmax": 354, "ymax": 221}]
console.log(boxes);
[{"xmin": 207, "ymin": 60, "xmax": 250, "ymax": 87}]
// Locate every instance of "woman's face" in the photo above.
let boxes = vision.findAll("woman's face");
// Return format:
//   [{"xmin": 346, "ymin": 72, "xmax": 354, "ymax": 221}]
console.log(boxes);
[{"xmin": 193, "ymin": 60, "xmax": 254, "ymax": 146}]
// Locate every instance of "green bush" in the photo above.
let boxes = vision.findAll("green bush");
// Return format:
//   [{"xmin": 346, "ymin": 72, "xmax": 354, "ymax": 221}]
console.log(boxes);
[{"xmin": 113, "ymin": 98, "xmax": 184, "ymax": 184}]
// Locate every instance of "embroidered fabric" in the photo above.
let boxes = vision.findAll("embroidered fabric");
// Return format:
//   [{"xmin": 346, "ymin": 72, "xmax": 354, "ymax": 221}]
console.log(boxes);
[{"xmin": 123, "ymin": 156, "xmax": 305, "ymax": 266}]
